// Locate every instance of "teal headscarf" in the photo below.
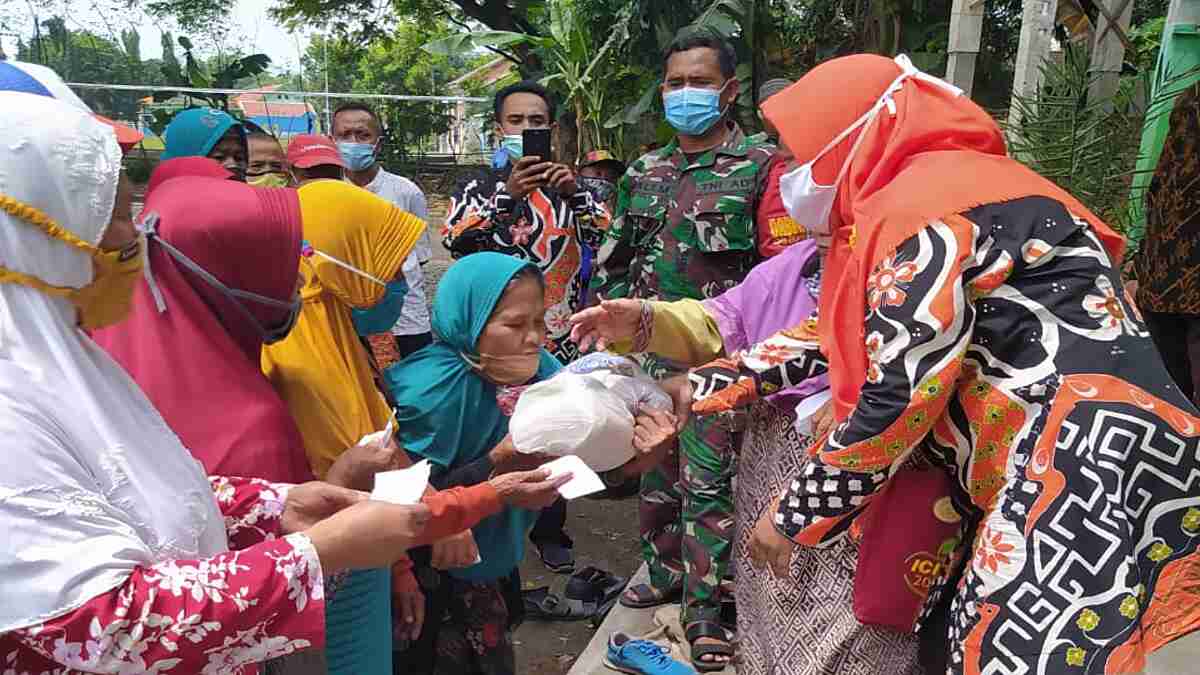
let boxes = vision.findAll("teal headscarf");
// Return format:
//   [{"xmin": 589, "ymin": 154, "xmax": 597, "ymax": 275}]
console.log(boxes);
[
  {"xmin": 161, "ymin": 108, "xmax": 244, "ymax": 161},
  {"xmin": 385, "ymin": 252, "xmax": 560, "ymax": 582}
]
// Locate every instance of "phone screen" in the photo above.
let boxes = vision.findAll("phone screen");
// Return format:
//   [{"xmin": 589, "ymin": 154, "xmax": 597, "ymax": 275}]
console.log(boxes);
[{"xmin": 522, "ymin": 128, "xmax": 553, "ymax": 163}]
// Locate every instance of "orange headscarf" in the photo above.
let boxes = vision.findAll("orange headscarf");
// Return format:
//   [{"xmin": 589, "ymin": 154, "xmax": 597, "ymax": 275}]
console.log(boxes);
[{"xmin": 762, "ymin": 54, "xmax": 1126, "ymax": 420}]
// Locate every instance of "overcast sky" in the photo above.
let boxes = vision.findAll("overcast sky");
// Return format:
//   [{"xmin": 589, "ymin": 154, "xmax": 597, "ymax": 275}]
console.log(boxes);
[{"xmin": 2, "ymin": 0, "xmax": 312, "ymax": 74}]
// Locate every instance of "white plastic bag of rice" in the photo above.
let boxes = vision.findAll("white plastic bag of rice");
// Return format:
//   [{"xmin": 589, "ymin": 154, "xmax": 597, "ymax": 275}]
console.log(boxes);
[{"xmin": 510, "ymin": 372, "xmax": 636, "ymax": 472}]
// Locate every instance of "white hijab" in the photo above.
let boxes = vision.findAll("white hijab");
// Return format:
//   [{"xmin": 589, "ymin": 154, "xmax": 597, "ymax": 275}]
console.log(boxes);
[{"xmin": 0, "ymin": 92, "xmax": 227, "ymax": 631}]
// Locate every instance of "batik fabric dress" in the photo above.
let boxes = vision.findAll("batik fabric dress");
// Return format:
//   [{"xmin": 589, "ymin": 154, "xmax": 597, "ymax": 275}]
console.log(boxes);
[{"xmin": 693, "ymin": 196, "xmax": 1200, "ymax": 674}]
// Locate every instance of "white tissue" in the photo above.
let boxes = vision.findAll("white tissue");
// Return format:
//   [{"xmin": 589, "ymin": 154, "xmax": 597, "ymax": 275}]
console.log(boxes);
[
  {"xmin": 372, "ymin": 460, "xmax": 431, "ymax": 505},
  {"xmin": 541, "ymin": 454, "xmax": 606, "ymax": 500}
]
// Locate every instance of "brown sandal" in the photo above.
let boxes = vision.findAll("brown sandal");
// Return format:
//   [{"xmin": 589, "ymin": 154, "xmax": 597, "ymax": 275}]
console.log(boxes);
[{"xmin": 618, "ymin": 582, "xmax": 682, "ymax": 609}]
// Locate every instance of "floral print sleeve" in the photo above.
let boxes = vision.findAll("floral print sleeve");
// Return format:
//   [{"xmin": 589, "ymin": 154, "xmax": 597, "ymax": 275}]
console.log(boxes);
[
  {"xmin": 774, "ymin": 219, "xmax": 981, "ymax": 546},
  {"xmin": 209, "ymin": 476, "xmax": 291, "ymax": 551},
  {"xmin": 3, "ymin": 533, "xmax": 325, "ymax": 675}
]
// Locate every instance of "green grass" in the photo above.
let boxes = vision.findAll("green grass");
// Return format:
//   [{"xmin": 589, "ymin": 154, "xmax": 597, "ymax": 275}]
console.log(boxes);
[{"xmin": 137, "ymin": 136, "xmax": 165, "ymax": 151}]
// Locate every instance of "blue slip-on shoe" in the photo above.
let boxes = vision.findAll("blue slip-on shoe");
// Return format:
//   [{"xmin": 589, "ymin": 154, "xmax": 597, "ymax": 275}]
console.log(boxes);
[{"xmin": 604, "ymin": 632, "xmax": 696, "ymax": 674}]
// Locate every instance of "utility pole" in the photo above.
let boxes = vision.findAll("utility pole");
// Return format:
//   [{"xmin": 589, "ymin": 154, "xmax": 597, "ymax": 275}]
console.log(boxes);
[
  {"xmin": 1008, "ymin": 0, "xmax": 1060, "ymax": 129},
  {"xmin": 945, "ymin": 0, "xmax": 985, "ymax": 95},
  {"xmin": 1087, "ymin": 0, "xmax": 1134, "ymax": 113}
]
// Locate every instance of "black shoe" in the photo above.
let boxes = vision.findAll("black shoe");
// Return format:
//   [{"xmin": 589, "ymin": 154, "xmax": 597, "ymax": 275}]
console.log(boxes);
[{"xmin": 534, "ymin": 540, "xmax": 575, "ymax": 573}]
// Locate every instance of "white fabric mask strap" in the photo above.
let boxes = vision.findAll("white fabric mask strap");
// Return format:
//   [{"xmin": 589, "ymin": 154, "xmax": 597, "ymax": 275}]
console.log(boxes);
[
  {"xmin": 811, "ymin": 55, "xmax": 965, "ymax": 180},
  {"xmin": 894, "ymin": 54, "xmax": 964, "ymax": 99},
  {"xmin": 808, "ymin": 101, "xmax": 878, "ymax": 170},
  {"xmin": 307, "ymin": 248, "xmax": 387, "ymax": 286}
]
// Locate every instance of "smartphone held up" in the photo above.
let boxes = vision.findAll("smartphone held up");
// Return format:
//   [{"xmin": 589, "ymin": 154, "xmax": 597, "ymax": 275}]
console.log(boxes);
[{"xmin": 522, "ymin": 128, "xmax": 553, "ymax": 163}]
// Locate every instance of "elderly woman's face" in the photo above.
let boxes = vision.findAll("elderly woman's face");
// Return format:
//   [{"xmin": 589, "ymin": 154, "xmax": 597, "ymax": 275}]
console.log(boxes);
[
  {"xmin": 476, "ymin": 275, "xmax": 546, "ymax": 358},
  {"xmin": 208, "ymin": 130, "xmax": 248, "ymax": 181},
  {"xmin": 99, "ymin": 173, "xmax": 136, "ymax": 252}
]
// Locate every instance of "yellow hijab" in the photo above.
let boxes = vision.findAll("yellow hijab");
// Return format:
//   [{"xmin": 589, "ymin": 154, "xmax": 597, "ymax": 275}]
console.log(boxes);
[{"xmin": 262, "ymin": 179, "xmax": 425, "ymax": 477}]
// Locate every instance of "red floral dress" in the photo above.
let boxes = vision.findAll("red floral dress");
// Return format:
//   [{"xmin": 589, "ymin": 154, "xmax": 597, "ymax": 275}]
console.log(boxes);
[{"xmin": 0, "ymin": 477, "xmax": 324, "ymax": 675}]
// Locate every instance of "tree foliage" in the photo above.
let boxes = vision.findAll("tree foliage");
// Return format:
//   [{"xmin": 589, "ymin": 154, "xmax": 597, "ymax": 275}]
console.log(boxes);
[
  {"xmin": 1006, "ymin": 44, "xmax": 1162, "ymax": 235},
  {"xmin": 304, "ymin": 19, "xmax": 488, "ymax": 161},
  {"xmin": 16, "ymin": 17, "xmax": 166, "ymax": 120},
  {"xmin": 144, "ymin": 0, "xmax": 234, "ymax": 33},
  {"xmin": 152, "ymin": 34, "xmax": 272, "ymax": 113}
]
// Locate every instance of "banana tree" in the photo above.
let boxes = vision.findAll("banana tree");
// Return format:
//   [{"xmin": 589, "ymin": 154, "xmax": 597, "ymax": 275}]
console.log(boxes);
[
  {"xmin": 156, "ymin": 35, "xmax": 271, "ymax": 111},
  {"xmin": 423, "ymin": 0, "xmax": 637, "ymax": 159},
  {"xmin": 538, "ymin": 2, "xmax": 636, "ymax": 155}
]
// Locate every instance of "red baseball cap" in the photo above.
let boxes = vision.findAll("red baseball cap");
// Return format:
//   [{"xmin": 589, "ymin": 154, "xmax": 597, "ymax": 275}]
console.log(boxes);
[
  {"xmin": 287, "ymin": 134, "xmax": 348, "ymax": 169},
  {"xmin": 94, "ymin": 114, "xmax": 145, "ymax": 154}
]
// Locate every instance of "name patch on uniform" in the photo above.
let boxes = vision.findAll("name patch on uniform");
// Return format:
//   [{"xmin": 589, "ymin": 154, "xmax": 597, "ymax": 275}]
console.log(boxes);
[
  {"xmin": 632, "ymin": 179, "xmax": 673, "ymax": 196},
  {"xmin": 696, "ymin": 177, "xmax": 756, "ymax": 195}
]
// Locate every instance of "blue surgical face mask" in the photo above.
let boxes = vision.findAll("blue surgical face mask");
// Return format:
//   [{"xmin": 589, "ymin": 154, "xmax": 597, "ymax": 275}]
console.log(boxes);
[
  {"xmin": 337, "ymin": 141, "xmax": 377, "ymax": 172},
  {"xmin": 663, "ymin": 82, "xmax": 730, "ymax": 136},
  {"xmin": 351, "ymin": 278, "xmax": 409, "ymax": 336},
  {"xmin": 501, "ymin": 134, "xmax": 523, "ymax": 158}
]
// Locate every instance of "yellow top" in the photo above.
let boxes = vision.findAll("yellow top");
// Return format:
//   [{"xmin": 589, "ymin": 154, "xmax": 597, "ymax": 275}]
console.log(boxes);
[
  {"xmin": 262, "ymin": 180, "xmax": 425, "ymax": 477},
  {"xmin": 644, "ymin": 299, "xmax": 725, "ymax": 365},
  {"xmin": 610, "ymin": 299, "xmax": 725, "ymax": 366}
]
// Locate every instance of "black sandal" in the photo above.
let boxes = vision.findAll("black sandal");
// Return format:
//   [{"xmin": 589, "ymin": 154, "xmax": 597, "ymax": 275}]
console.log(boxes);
[
  {"xmin": 521, "ymin": 586, "xmax": 589, "ymax": 621},
  {"xmin": 618, "ymin": 582, "xmax": 682, "ymax": 609},
  {"xmin": 564, "ymin": 567, "xmax": 626, "ymax": 613},
  {"xmin": 685, "ymin": 620, "xmax": 734, "ymax": 672}
]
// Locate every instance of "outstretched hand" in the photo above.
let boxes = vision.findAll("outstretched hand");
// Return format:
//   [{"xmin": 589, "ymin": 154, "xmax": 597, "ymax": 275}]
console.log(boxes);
[
  {"xmin": 633, "ymin": 409, "xmax": 679, "ymax": 452},
  {"xmin": 569, "ymin": 299, "xmax": 643, "ymax": 352},
  {"xmin": 489, "ymin": 468, "xmax": 572, "ymax": 510},
  {"xmin": 811, "ymin": 399, "xmax": 836, "ymax": 440},
  {"xmin": 281, "ymin": 481, "xmax": 368, "ymax": 534},
  {"xmin": 307, "ymin": 501, "xmax": 432, "ymax": 573},
  {"xmin": 327, "ymin": 431, "xmax": 409, "ymax": 492},
  {"xmin": 432, "ymin": 530, "xmax": 480, "ymax": 570},
  {"xmin": 659, "ymin": 375, "xmax": 693, "ymax": 433},
  {"xmin": 615, "ymin": 408, "xmax": 679, "ymax": 479}
]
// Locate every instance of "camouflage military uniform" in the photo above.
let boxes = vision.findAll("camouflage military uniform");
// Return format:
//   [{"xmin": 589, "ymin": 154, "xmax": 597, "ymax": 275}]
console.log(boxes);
[{"xmin": 593, "ymin": 123, "xmax": 778, "ymax": 625}]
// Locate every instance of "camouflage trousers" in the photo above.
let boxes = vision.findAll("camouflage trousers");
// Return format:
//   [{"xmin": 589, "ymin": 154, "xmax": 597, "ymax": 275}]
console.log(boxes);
[{"xmin": 640, "ymin": 412, "xmax": 740, "ymax": 625}]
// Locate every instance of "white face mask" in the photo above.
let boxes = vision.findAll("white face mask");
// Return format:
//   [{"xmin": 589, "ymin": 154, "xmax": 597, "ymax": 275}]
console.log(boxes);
[{"xmin": 779, "ymin": 55, "xmax": 963, "ymax": 250}]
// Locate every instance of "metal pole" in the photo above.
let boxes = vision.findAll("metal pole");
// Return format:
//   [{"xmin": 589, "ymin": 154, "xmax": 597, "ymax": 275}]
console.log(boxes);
[
  {"xmin": 64, "ymin": 82, "xmax": 486, "ymax": 103},
  {"xmin": 323, "ymin": 35, "xmax": 331, "ymax": 132}
]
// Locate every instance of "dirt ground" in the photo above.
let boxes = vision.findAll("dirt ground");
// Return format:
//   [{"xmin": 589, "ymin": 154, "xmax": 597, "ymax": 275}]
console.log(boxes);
[
  {"xmin": 513, "ymin": 497, "xmax": 642, "ymax": 674},
  {"xmin": 422, "ymin": 195, "xmax": 644, "ymax": 675}
]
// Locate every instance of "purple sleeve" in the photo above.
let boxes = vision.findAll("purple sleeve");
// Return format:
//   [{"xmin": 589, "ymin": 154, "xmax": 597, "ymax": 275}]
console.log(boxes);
[
  {"xmin": 703, "ymin": 288, "xmax": 754, "ymax": 355},
  {"xmin": 701, "ymin": 240, "xmax": 828, "ymax": 402}
]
